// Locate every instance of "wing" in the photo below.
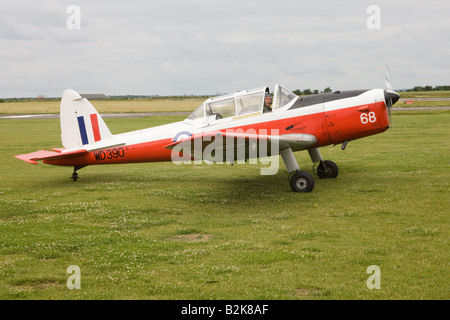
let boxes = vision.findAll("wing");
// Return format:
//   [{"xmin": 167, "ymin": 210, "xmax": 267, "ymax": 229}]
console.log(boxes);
[{"xmin": 165, "ymin": 131, "xmax": 317, "ymax": 163}]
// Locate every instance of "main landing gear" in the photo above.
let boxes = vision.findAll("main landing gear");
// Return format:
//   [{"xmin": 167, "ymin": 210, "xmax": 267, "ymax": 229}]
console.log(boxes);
[
  {"xmin": 71, "ymin": 165, "xmax": 86, "ymax": 181},
  {"xmin": 314, "ymin": 160, "xmax": 339, "ymax": 179},
  {"xmin": 281, "ymin": 148, "xmax": 338, "ymax": 193}
]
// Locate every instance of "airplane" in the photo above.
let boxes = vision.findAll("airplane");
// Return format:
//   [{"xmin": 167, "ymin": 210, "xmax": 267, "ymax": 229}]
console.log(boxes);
[{"xmin": 15, "ymin": 84, "xmax": 400, "ymax": 192}]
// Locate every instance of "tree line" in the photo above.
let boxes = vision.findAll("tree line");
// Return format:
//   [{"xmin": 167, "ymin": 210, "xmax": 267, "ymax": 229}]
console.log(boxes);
[
  {"xmin": 406, "ymin": 85, "xmax": 450, "ymax": 92},
  {"xmin": 1, "ymin": 85, "xmax": 450, "ymax": 101},
  {"xmin": 292, "ymin": 87, "xmax": 332, "ymax": 96},
  {"xmin": 292, "ymin": 85, "xmax": 450, "ymax": 96}
]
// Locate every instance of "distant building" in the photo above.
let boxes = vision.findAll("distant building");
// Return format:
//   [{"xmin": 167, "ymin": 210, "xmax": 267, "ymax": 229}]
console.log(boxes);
[{"xmin": 79, "ymin": 93, "xmax": 110, "ymax": 100}]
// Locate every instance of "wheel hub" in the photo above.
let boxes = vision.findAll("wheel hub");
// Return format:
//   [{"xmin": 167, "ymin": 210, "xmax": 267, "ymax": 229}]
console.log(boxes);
[{"xmin": 296, "ymin": 178, "xmax": 308, "ymax": 189}]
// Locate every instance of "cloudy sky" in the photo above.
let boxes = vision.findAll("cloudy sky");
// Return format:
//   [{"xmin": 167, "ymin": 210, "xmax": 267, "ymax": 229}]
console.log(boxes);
[{"xmin": 1, "ymin": 0, "xmax": 449, "ymax": 97}]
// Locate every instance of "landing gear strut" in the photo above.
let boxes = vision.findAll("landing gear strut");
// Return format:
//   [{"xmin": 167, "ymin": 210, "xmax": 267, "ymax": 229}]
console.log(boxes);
[
  {"xmin": 309, "ymin": 149, "xmax": 339, "ymax": 179},
  {"xmin": 71, "ymin": 165, "xmax": 86, "ymax": 181}
]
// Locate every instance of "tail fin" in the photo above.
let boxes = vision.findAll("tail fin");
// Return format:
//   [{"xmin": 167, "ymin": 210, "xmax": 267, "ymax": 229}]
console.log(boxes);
[{"xmin": 60, "ymin": 89, "xmax": 112, "ymax": 149}]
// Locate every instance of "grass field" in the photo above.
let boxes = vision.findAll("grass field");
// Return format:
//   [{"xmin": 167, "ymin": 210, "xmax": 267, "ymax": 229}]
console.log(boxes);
[
  {"xmin": 395, "ymin": 100, "xmax": 450, "ymax": 108},
  {"xmin": 399, "ymin": 91, "xmax": 450, "ymax": 98},
  {"xmin": 0, "ymin": 110, "xmax": 449, "ymax": 300},
  {"xmin": 0, "ymin": 98, "xmax": 204, "ymax": 115}
]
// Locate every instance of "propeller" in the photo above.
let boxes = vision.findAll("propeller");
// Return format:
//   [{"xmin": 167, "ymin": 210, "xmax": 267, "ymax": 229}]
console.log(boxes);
[{"xmin": 384, "ymin": 64, "xmax": 400, "ymax": 127}]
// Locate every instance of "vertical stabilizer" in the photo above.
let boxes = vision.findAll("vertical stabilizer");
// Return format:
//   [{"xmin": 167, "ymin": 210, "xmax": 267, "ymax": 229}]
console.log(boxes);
[{"xmin": 60, "ymin": 89, "xmax": 112, "ymax": 149}]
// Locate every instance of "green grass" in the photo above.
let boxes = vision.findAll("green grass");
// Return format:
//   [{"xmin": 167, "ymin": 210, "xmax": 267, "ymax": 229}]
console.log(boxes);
[
  {"xmin": 0, "ymin": 99, "xmax": 204, "ymax": 115},
  {"xmin": 0, "ymin": 112, "xmax": 449, "ymax": 299},
  {"xmin": 395, "ymin": 100, "xmax": 450, "ymax": 108}
]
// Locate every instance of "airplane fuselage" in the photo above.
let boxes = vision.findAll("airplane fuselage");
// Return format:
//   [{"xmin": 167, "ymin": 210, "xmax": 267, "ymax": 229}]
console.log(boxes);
[{"xmin": 43, "ymin": 89, "xmax": 389, "ymax": 167}]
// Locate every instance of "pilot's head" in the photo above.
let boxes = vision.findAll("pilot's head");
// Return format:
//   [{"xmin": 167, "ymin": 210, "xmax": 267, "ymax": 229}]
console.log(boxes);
[{"xmin": 265, "ymin": 93, "xmax": 273, "ymax": 106}]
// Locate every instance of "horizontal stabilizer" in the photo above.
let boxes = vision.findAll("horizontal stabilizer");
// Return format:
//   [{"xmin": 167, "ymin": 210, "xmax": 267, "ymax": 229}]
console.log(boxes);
[{"xmin": 15, "ymin": 149, "xmax": 87, "ymax": 164}]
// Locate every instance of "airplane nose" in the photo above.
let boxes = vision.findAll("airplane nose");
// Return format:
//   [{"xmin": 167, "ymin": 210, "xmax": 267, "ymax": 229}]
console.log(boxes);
[
  {"xmin": 385, "ymin": 90, "xmax": 400, "ymax": 106},
  {"xmin": 384, "ymin": 90, "xmax": 399, "ymax": 128}
]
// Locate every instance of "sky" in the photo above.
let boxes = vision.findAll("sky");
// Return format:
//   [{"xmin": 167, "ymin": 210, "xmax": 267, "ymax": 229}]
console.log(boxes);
[{"xmin": 1, "ymin": 0, "xmax": 449, "ymax": 98}]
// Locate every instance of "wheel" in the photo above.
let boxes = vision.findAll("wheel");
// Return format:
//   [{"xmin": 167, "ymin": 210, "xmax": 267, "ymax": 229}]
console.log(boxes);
[
  {"xmin": 71, "ymin": 172, "xmax": 79, "ymax": 182},
  {"xmin": 316, "ymin": 160, "xmax": 338, "ymax": 179},
  {"xmin": 289, "ymin": 171, "xmax": 315, "ymax": 192}
]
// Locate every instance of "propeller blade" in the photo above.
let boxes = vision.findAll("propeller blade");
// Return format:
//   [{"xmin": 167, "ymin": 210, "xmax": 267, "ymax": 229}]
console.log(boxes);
[
  {"xmin": 385, "ymin": 65, "xmax": 393, "ymax": 91},
  {"xmin": 384, "ymin": 90, "xmax": 399, "ymax": 127},
  {"xmin": 384, "ymin": 64, "xmax": 398, "ymax": 127}
]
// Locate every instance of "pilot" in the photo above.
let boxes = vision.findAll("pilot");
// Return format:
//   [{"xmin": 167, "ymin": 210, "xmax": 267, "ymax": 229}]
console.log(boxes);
[{"xmin": 263, "ymin": 93, "xmax": 273, "ymax": 113}]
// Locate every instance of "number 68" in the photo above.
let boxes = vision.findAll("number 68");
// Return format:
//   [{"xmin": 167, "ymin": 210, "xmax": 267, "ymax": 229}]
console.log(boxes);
[{"xmin": 360, "ymin": 112, "xmax": 376, "ymax": 124}]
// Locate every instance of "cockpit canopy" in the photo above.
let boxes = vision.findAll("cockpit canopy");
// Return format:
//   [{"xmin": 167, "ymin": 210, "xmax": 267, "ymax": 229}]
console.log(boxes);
[{"xmin": 187, "ymin": 84, "xmax": 297, "ymax": 121}]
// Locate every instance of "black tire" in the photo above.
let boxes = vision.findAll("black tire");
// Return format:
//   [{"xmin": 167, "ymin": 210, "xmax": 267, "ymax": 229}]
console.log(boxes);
[
  {"xmin": 317, "ymin": 160, "xmax": 338, "ymax": 179},
  {"xmin": 289, "ymin": 171, "xmax": 315, "ymax": 192},
  {"xmin": 71, "ymin": 172, "xmax": 79, "ymax": 182}
]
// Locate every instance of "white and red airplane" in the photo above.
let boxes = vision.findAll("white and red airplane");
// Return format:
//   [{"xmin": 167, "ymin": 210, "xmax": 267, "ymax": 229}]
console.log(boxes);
[{"xmin": 15, "ymin": 84, "xmax": 399, "ymax": 192}]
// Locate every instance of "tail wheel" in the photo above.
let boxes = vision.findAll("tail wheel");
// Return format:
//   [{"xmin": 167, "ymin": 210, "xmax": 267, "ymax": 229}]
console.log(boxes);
[
  {"xmin": 71, "ymin": 165, "xmax": 86, "ymax": 182},
  {"xmin": 289, "ymin": 171, "xmax": 315, "ymax": 193},
  {"xmin": 316, "ymin": 160, "xmax": 339, "ymax": 179}
]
